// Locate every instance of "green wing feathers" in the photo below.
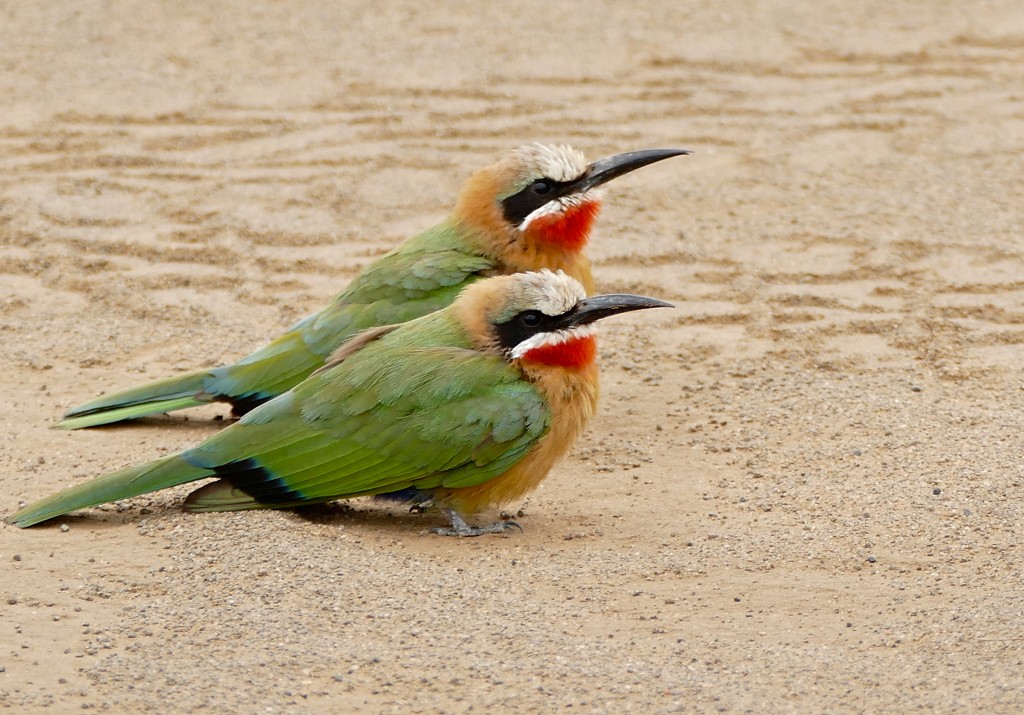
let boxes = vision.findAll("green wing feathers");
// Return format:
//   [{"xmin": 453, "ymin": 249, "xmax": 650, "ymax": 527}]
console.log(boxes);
[{"xmin": 184, "ymin": 328, "xmax": 551, "ymax": 509}]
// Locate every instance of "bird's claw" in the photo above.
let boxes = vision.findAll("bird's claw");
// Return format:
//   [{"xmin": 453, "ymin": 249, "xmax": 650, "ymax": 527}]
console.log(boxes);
[
  {"xmin": 432, "ymin": 507, "xmax": 522, "ymax": 537},
  {"xmin": 430, "ymin": 520, "xmax": 521, "ymax": 537}
]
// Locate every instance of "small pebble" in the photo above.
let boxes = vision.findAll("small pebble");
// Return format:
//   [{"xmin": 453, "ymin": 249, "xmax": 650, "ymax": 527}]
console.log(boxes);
[
  {"xmin": 60, "ymin": 524, "xmax": 69, "ymax": 533},
  {"xmin": 12, "ymin": 555, "xmax": 21, "ymax": 562},
  {"xmin": 867, "ymin": 555, "xmax": 877, "ymax": 563},
  {"xmin": 933, "ymin": 487, "xmax": 941, "ymax": 495}
]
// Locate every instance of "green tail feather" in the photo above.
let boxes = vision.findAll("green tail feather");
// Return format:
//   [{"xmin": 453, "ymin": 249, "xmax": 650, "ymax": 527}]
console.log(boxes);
[
  {"xmin": 57, "ymin": 396, "xmax": 210, "ymax": 430},
  {"xmin": 6, "ymin": 454, "xmax": 213, "ymax": 528},
  {"xmin": 58, "ymin": 372, "xmax": 212, "ymax": 430}
]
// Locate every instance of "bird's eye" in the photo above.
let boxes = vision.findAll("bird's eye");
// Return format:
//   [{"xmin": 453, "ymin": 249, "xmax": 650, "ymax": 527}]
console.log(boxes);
[
  {"xmin": 530, "ymin": 180, "xmax": 553, "ymax": 196},
  {"xmin": 520, "ymin": 311, "xmax": 542, "ymax": 328}
]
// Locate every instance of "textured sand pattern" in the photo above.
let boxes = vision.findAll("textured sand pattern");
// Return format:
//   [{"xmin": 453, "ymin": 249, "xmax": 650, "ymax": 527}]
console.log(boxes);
[{"xmin": 3, "ymin": 2, "xmax": 1024, "ymax": 712}]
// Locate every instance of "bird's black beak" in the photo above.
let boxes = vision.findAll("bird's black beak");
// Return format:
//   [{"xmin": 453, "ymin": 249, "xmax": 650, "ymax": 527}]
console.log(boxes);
[
  {"xmin": 555, "ymin": 294, "xmax": 674, "ymax": 330},
  {"xmin": 571, "ymin": 148, "xmax": 692, "ymax": 194}
]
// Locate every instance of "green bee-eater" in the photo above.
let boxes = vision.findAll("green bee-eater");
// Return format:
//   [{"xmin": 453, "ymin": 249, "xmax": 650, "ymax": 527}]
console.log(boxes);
[
  {"xmin": 58, "ymin": 144, "xmax": 688, "ymax": 429},
  {"xmin": 10, "ymin": 270, "xmax": 671, "ymax": 535}
]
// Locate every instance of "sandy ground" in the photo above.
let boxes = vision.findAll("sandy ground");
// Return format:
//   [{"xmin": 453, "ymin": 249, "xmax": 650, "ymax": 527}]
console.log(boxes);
[{"xmin": 2, "ymin": 1, "xmax": 1024, "ymax": 712}]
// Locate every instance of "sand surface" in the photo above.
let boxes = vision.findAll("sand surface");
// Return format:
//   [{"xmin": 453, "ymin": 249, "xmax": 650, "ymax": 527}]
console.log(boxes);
[{"xmin": 3, "ymin": 1, "xmax": 1024, "ymax": 712}]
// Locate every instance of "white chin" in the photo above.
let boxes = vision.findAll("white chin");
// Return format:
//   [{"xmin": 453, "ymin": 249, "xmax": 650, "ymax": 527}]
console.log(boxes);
[
  {"xmin": 517, "ymin": 191, "xmax": 599, "ymax": 232},
  {"xmin": 517, "ymin": 200, "xmax": 565, "ymax": 232},
  {"xmin": 510, "ymin": 324, "xmax": 598, "ymax": 359}
]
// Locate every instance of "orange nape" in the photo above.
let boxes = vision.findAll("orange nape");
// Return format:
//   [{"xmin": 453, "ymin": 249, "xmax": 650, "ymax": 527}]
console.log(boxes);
[
  {"xmin": 526, "ymin": 200, "xmax": 601, "ymax": 253},
  {"xmin": 521, "ymin": 335, "xmax": 597, "ymax": 370}
]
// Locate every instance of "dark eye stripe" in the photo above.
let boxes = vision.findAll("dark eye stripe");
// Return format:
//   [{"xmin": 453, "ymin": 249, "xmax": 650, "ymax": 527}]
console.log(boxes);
[
  {"xmin": 500, "ymin": 178, "xmax": 574, "ymax": 226},
  {"xmin": 494, "ymin": 311, "xmax": 551, "ymax": 353}
]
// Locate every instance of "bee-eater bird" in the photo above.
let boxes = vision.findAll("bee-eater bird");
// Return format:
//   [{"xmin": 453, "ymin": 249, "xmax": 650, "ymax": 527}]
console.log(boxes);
[
  {"xmin": 9, "ymin": 270, "xmax": 672, "ymax": 535},
  {"xmin": 58, "ymin": 144, "xmax": 689, "ymax": 429}
]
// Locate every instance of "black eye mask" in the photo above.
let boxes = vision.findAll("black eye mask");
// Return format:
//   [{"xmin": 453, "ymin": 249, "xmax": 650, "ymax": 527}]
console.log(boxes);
[{"xmin": 500, "ymin": 178, "xmax": 575, "ymax": 227}]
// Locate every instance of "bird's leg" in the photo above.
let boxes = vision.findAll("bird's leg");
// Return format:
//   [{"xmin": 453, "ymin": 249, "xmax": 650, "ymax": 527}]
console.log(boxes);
[{"xmin": 431, "ymin": 507, "xmax": 522, "ymax": 537}]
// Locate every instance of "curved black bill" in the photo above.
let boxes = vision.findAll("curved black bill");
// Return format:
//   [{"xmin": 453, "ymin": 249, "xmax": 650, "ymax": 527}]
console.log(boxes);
[
  {"xmin": 556, "ymin": 294, "xmax": 675, "ymax": 330},
  {"xmin": 573, "ymin": 148, "xmax": 692, "ymax": 193}
]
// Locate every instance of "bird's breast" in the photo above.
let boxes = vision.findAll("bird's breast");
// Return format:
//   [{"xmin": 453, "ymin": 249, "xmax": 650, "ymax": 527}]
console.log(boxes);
[{"xmin": 441, "ymin": 363, "xmax": 599, "ymax": 515}]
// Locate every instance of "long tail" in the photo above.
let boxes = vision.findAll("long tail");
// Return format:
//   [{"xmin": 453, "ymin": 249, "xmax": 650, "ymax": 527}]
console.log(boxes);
[
  {"xmin": 57, "ymin": 372, "xmax": 212, "ymax": 430},
  {"xmin": 6, "ymin": 454, "xmax": 214, "ymax": 528},
  {"xmin": 58, "ymin": 325, "xmax": 330, "ymax": 430}
]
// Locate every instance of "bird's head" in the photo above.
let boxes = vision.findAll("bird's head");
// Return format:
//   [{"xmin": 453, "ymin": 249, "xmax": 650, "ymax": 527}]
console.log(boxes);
[
  {"xmin": 456, "ymin": 269, "xmax": 673, "ymax": 370},
  {"xmin": 454, "ymin": 144, "xmax": 690, "ymax": 257}
]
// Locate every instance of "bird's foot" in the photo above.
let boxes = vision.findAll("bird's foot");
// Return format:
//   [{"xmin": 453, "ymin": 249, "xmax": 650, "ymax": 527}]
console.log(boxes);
[
  {"xmin": 431, "ymin": 508, "xmax": 523, "ymax": 537},
  {"xmin": 431, "ymin": 520, "xmax": 522, "ymax": 537}
]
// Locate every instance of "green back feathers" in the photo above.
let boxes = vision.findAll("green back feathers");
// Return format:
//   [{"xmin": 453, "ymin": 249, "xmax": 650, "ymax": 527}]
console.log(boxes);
[{"xmin": 207, "ymin": 221, "xmax": 496, "ymax": 403}]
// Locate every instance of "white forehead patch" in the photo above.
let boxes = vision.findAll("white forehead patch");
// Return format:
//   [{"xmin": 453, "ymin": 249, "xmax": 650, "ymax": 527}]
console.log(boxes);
[
  {"xmin": 511, "ymin": 143, "xmax": 587, "ymax": 183},
  {"xmin": 511, "ymin": 269, "xmax": 586, "ymax": 317},
  {"xmin": 511, "ymin": 323, "xmax": 597, "ymax": 360}
]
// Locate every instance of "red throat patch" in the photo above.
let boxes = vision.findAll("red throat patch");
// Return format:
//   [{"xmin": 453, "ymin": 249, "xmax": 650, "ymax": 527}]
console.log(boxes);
[
  {"xmin": 526, "ymin": 200, "xmax": 601, "ymax": 253},
  {"xmin": 521, "ymin": 335, "xmax": 597, "ymax": 370}
]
